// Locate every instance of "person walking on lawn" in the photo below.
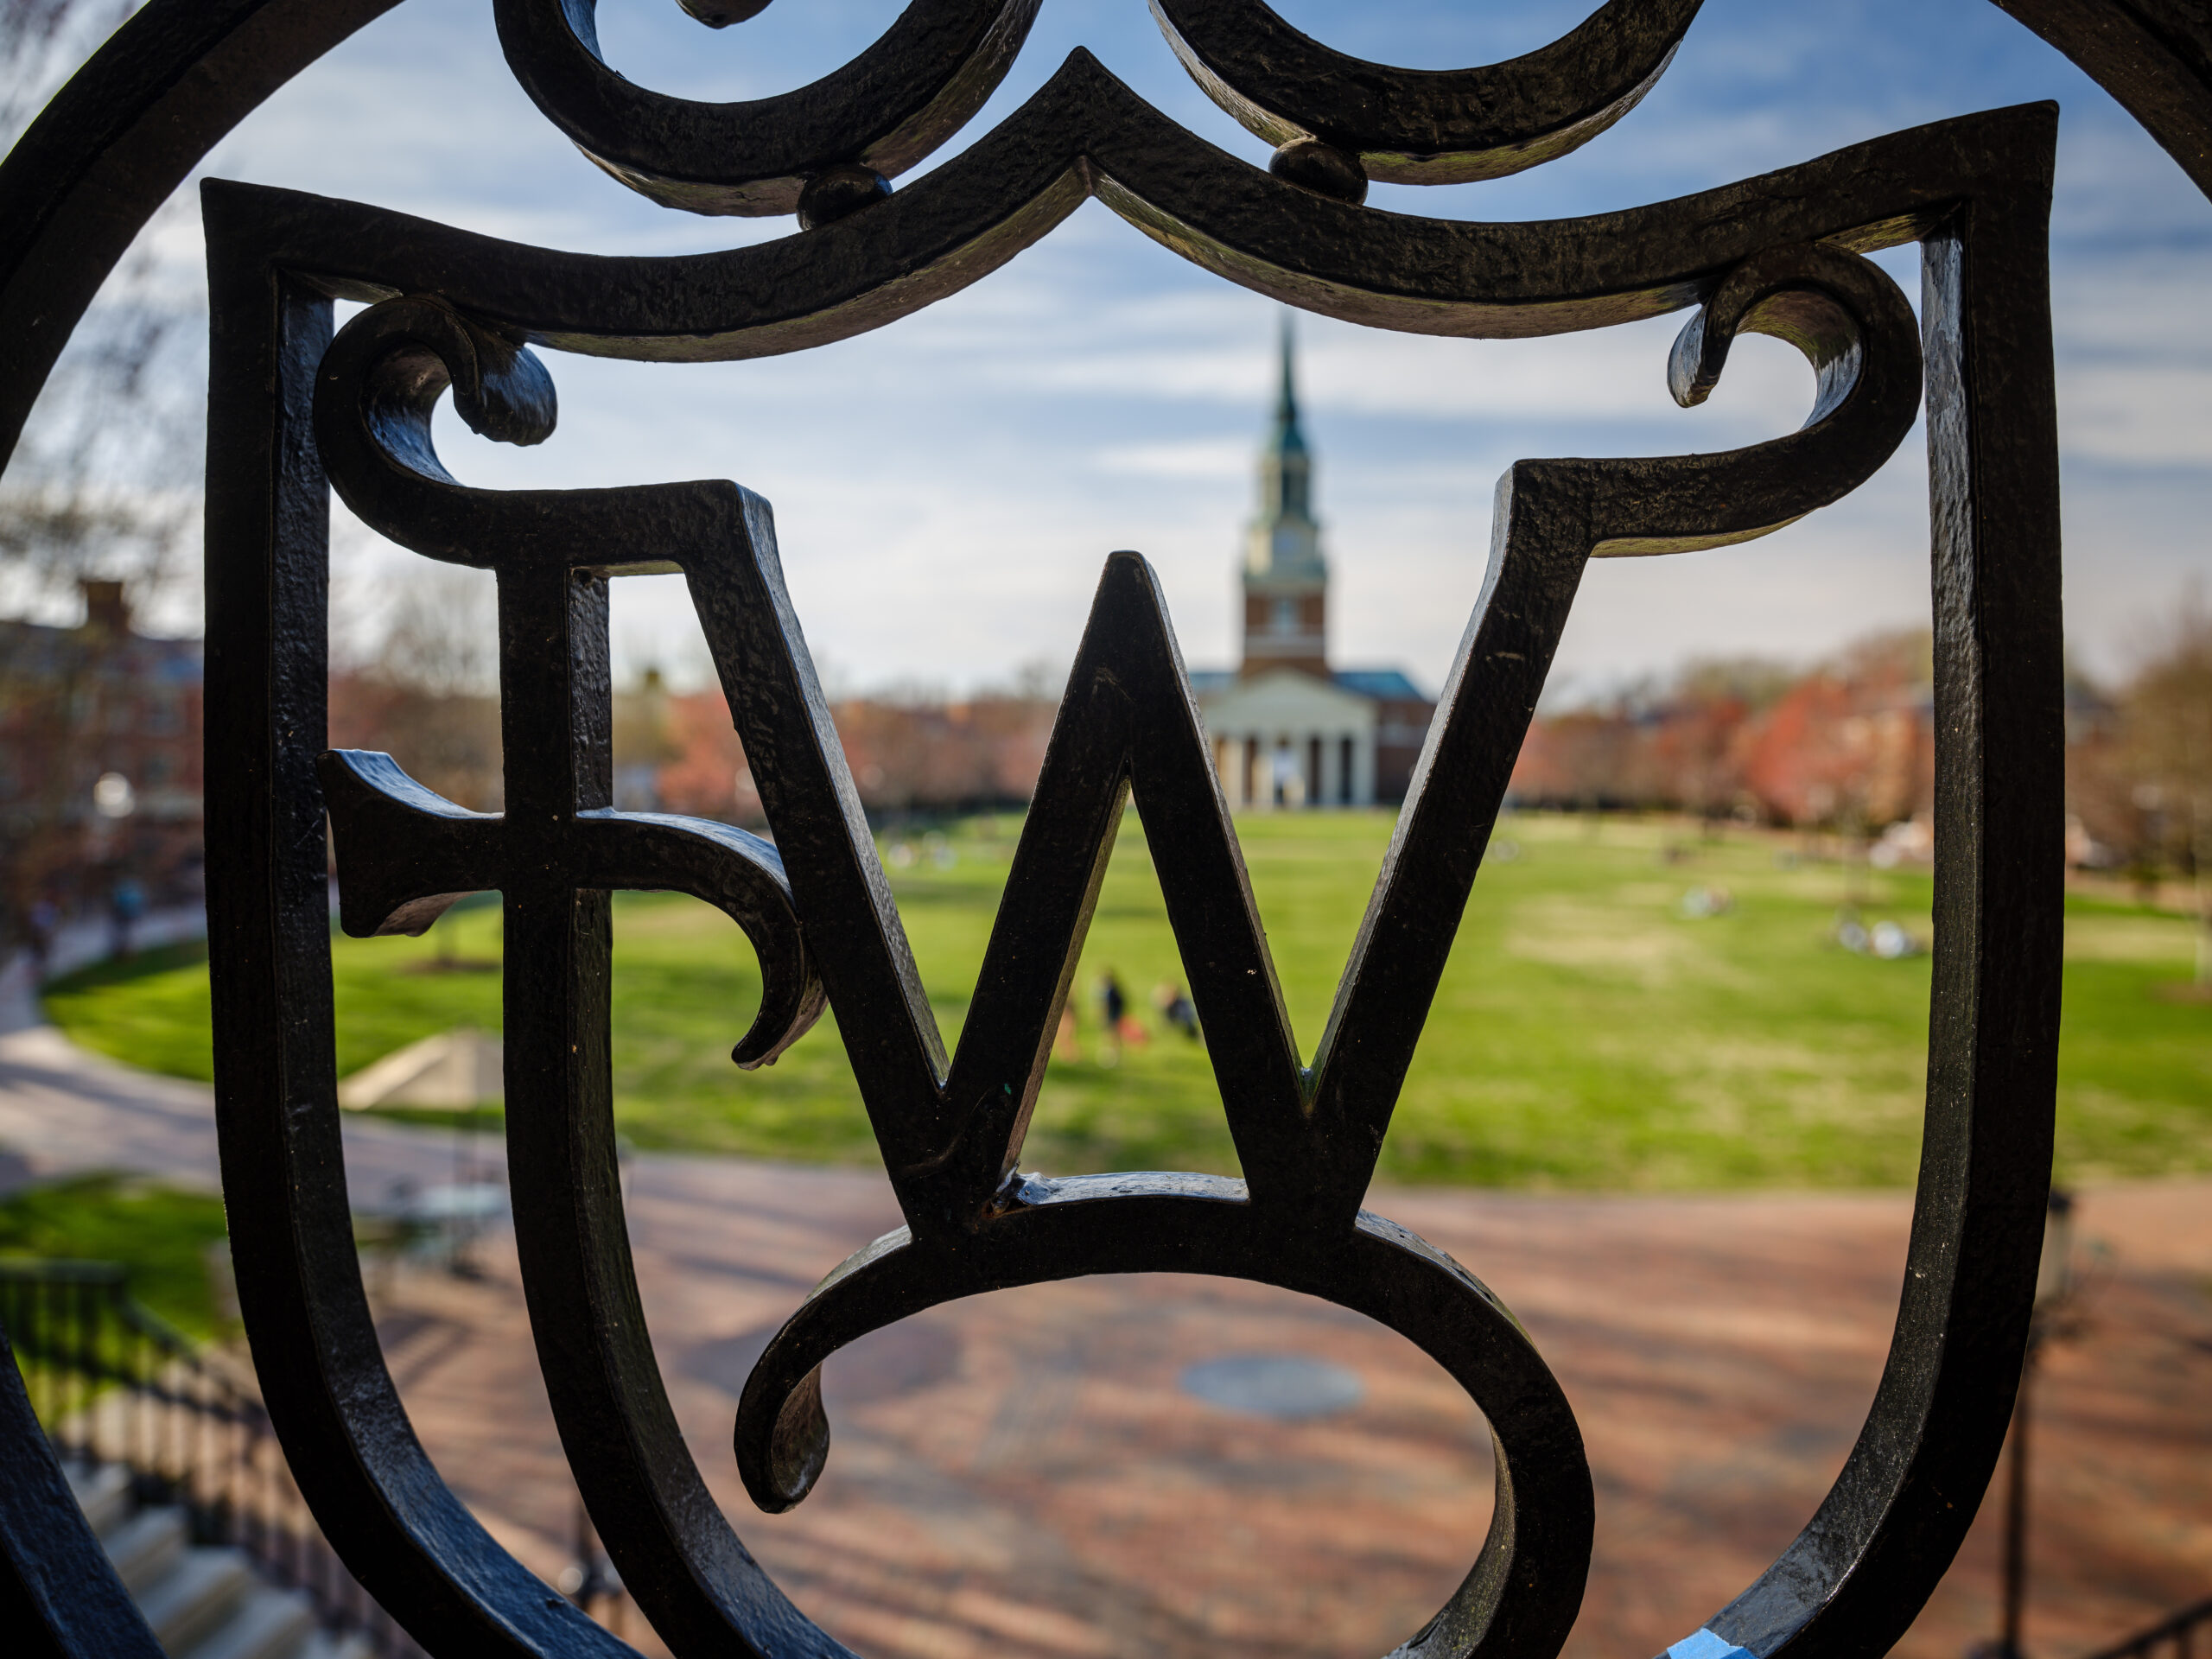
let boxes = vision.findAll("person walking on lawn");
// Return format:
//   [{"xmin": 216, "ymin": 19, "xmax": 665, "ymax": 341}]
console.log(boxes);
[{"xmin": 1097, "ymin": 969, "xmax": 1127, "ymax": 1067}]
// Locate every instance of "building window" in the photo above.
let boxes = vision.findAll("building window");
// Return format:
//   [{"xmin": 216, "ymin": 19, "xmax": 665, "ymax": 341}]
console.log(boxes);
[
  {"xmin": 1307, "ymin": 735, "xmax": 1322, "ymax": 806},
  {"xmin": 1340, "ymin": 734, "xmax": 1354, "ymax": 804},
  {"xmin": 1273, "ymin": 597, "xmax": 1298, "ymax": 632}
]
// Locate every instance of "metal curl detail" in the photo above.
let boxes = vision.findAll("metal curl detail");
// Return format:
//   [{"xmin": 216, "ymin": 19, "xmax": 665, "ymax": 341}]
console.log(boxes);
[
  {"xmin": 1149, "ymin": 0, "xmax": 1704, "ymax": 187},
  {"xmin": 493, "ymin": 0, "xmax": 1041, "ymax": 215},
  {"xmin": 318, "ymin": 294, "xmax": 555, "ymax": 502},
  {"xmin": 1573, "ymin": 240, "xmax": 1927, "ymax": 556}
]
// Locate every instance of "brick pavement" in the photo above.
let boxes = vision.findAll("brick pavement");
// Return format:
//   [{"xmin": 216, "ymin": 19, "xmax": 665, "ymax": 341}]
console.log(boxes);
[
  {"xmin": 2, "ymin": 978, "xmax": 2201, "ymax": 1659},
  {"xmin": 372, "ymin": 1162, "xmax": 2212, "ymax": 1659}
]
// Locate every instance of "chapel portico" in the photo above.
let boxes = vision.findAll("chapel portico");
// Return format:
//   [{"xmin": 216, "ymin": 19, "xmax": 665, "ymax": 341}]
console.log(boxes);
[{"xmin": 1204, "ymin": 669, "xmax": 1378, "ymax": 807}]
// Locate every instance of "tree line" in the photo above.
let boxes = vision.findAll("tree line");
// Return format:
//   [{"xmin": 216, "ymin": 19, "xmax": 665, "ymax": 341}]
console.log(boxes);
[{"xmin": 1511, "ymin": 608, "xmax": 2212, "ymax": 981}]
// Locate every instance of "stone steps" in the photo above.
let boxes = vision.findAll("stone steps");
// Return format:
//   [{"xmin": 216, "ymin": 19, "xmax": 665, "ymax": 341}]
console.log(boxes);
[{"xmin": 63, "ymin": 1461, "xmax": 377, "ymax": 1659}]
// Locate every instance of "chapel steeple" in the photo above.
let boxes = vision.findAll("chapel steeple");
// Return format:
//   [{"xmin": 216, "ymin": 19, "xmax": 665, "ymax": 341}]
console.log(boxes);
[{"xmin": 1240, "ymin": 315, "xmax": 1328, "ymax": 677}]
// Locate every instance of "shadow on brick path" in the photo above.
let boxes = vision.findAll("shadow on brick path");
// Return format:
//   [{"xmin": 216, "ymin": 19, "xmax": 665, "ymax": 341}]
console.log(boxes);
[{"xmin": 372, "ymin": 1162, "xmax": 2212, "ymax": 1659}]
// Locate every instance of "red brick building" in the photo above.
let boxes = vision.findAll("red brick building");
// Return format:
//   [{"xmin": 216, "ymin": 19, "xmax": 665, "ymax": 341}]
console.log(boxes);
[{"xmin": 0, "ymin": 581, "xmax": 205, "ymax": 921}]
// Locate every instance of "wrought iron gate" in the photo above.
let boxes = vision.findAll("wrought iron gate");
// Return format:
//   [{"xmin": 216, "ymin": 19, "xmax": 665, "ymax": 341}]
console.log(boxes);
[{"xmin": 6, "ymin": 2, "xmax": 2206, "ymax": 1656}]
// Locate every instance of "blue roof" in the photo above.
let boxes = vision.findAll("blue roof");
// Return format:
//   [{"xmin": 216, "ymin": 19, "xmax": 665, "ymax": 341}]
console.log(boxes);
[
  {"xmin": 1185, "ymin": 668, "xmax": 1424, "ymax": 703},
  {"xmin": 1186, "ymin": 666, "xmax": 1430, "ymax": 701},
  {"xmin": 1333, "ymin": 668, "xmax": 1427, "ymax": 701}
]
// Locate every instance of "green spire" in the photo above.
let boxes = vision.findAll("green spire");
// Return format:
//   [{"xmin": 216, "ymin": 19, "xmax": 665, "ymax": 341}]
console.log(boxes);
[
  {"xmin": 1270, "ymin": 312, "xmax": 1307, "ymax": 455},
  {"xmin": 1246, "ymin": 310, "xmax": 1322, "ymax": 577}
]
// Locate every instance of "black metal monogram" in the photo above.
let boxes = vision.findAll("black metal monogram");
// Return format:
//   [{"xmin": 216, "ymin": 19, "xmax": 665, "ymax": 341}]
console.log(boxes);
[{"xmin": 18, "ymin": 2, "xmax": 2204, "ymax": 1657}]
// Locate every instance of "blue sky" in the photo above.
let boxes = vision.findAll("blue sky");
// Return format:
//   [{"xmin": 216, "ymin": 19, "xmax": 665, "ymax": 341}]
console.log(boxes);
[{"xmin": 72, "ymin": 0, "xmax": 2212, "ymax": 696}]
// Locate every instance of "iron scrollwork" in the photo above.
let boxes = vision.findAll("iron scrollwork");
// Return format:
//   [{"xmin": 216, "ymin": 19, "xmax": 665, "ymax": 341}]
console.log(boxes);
[
  {"xmin": 1148, "ymin": 0, "xmax": 1706, "ymax": 194},
  {"xmin": 492, "ymin": 0, "xmax": 1045, "ymax": 219},
  {"xmin": 2, "ymin": 0, "xmax": 2162, "ymax": 1656}
]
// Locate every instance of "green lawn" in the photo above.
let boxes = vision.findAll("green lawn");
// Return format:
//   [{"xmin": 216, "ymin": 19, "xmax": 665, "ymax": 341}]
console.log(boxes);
[
  {"xmin": 40, "ymin": 811, "xmax": 2212, "ymax": 1189},
  {"xmin": 0, "ymin": 1175, "xmax": 232, "ymax": 1337}
]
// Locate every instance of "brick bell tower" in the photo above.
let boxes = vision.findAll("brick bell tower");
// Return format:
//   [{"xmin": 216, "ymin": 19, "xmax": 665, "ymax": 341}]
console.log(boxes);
[{"xmin": 1239, "ymin": 315, "xmax": 1329, "ymax": 679}]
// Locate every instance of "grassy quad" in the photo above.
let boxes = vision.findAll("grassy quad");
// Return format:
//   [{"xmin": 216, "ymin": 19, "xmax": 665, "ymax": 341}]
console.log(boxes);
[
  {"xmin": 0, "ymin": 1176, "xmax": 233, "ymax": 1336},
  {"xmin": 40, "ymin": 810, "xmax": 2212, "ymax": 1189}
]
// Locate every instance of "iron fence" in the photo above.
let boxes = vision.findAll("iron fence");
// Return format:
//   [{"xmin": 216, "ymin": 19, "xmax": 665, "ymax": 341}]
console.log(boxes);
[
  {"xmin": 2085, "ymin": 1599, "xmax": 2212, "ymax": 1659},
  {"xmin": 0, "ymin": 1258, "xmax": 427, "ymax": 1656}
]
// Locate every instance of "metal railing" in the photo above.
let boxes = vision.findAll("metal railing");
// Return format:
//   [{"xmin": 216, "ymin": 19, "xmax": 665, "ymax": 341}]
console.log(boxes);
[
  {"xmin": 2084, "ymin": 1599, "xmax": 2212, "ymax": 1659},
  {"xmin": 0, "ymin": 1258, "xmax": 423, "ymax": 1656}
]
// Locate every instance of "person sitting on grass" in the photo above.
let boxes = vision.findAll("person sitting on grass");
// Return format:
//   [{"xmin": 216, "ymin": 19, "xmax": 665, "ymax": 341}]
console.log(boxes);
[{"xmin": 1154, "ymin": 980, "xmax": 1200, "ymax": 1040}]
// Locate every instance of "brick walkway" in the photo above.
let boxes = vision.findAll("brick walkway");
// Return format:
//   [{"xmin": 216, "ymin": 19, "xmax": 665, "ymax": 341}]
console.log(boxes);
[
  {"xmin": 3, "ymin": 992, "xmax": 2202, "ymax": 1659},
  {"xmin": 373, "ymin": 1163, "xmax": 2212, "ymax": 1659}
]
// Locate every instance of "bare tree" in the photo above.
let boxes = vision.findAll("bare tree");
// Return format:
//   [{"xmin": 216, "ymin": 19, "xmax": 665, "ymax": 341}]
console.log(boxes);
[
  {"xmin": 375, "ymin": 567, "xmax": 498, "ymax": 703},
  {"xmin": 3, "ymin": 0, "xmax": 206, "ymax": 624},
  {"xmin": 1, "ymin": 0, "xmax": 130, "ymax": 141},
  {"xmin": 612, "ymin": 667, "xmax": 681, "ymax": 810},
  {"xmin": 0, "ymin": 294, "xmax": 200, "ymax": 619},
  {"xmin": 2120, "ymin": 594, "xmax": 2212, "ymax": 983},
  {"xmin": 330, "ymin": 567, "xmax": 504, "ymax": 812},
  {"xmin": 0, "ymin": 1, "xmax": 214, "ymax": 944}
]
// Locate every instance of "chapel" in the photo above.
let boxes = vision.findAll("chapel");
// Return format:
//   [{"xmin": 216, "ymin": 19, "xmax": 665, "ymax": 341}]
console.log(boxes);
[{"xmin": 1192, "ymin": 321, "xmax": 1435, "ymax": 807}]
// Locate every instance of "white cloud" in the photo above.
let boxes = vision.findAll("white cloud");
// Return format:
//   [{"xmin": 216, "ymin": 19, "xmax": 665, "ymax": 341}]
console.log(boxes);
[
  {"xmin": 1094, "ymin": 440, "xmax": 1250, "ymax": 480},
  {"xmin": 2060, "ymin": 365, "xmax": 2212, "ymax": 467}
]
